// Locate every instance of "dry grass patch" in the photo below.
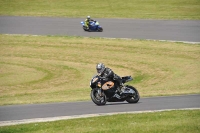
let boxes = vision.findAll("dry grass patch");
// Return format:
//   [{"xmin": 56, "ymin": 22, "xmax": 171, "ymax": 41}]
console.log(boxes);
[{"xmin": 0, "ymin": 35, "xmax": 199, "ymax": 105}]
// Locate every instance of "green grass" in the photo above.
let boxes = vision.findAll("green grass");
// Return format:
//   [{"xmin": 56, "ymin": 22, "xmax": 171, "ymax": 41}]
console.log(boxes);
[
  {"xmin": 0, "ymin": 34, "xmax": 199, "ymax": 105},
  {"xmin": 0, "ymin": 110, "xmax": 199, "ymax": 133},
  {"xmin": 0, "ymin": 0, "xmax": 200, "ymax": 19}
]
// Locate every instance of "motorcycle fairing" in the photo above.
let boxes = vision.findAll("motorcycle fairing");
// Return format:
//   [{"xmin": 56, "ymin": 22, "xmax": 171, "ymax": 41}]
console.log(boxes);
[{"xmin": 102, "ymin": 81, "xmax": 114, "ymax": 90}]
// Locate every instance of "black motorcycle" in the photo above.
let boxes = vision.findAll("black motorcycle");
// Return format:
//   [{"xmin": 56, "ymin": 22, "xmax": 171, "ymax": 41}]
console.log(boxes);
[{"xmin": 90, "ymin": 75, "xmax": 140, "ymax": 106}]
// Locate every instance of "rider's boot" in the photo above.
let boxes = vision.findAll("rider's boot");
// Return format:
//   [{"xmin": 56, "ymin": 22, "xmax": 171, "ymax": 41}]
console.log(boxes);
[
  {"xmin": 117, "ymin": 87, "xmax": 122, "ymax": 94},
  {"xmin": 115, "ymin": 78, "xmax": 123, "ymax": 94},
  {"xmin": 118, "ymin": 83, "xmax": 124, "ymax": 94},
  {"xmin": 85, "ymin": 25, "xmax": 89, "ymax": 30}
]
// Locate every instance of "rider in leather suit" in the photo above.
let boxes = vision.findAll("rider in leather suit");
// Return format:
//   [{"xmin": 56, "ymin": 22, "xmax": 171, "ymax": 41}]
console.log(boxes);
[
  {"xmin": 85, "ymin": 16, "xmax": 94, "ymax": 30},
  {"xmin": 96, "ymin": 63, "xmax": 123, "ymax": 93}
]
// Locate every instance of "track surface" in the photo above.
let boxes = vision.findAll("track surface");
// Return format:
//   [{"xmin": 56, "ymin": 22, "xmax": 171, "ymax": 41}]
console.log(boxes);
[
  {"xmin": 0, "ymin": 16, "xmax": 200, "ymax": 43},
  {"xmin": 0, "ymin": 95, "xmax": 200, "ymax": 124},
  {"xmin": 0, "ymin": 16, "xmax": 199, "ymax": 125}
]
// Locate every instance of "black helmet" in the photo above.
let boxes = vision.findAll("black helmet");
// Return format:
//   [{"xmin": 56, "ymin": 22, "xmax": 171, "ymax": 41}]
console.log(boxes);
[{"xmin": 96, "ymin": 63, "xmax": 105, "ymax": 74}]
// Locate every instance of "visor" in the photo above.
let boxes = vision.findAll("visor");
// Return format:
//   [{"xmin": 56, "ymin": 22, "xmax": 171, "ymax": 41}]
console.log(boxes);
[{"xmin": 97, "ymin": 68, "xmax": 101, "ymax": 73}]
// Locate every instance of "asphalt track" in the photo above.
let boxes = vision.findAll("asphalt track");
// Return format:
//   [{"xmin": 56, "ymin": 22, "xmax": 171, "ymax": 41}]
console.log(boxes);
[
  {"xmin": 0, "ymin": 95, "xmax": 200, "ymax": 126},
  {"xmin": 0, "ymin": 16, "xmax": 200, "ymax": 43},
  {"xmin": 0, "ymin": 16, "xmax": 200, "ymax": 126}
]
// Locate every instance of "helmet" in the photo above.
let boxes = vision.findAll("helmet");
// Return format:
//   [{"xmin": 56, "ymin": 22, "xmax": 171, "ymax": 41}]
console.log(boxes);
[
  {"xmin": 87, "ymin": 16, "xmax": 90, "ymax": 19},
  {"xmin": 96, "ymin": 63, "xmax": 105, "ymax": 74}
]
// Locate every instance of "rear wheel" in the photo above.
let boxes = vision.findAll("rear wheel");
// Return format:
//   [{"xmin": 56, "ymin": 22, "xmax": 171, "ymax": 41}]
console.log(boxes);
[
  {"xmin": 98, "ymin": 27, "xmax": 103, "ymax": 32},
  {"xmin": 91, "ymin": 89, "xmax": 106, "ymax": 106},
  {"xmin": 125, "ymin": 86, "xmax": 140, "ymax": 103}
]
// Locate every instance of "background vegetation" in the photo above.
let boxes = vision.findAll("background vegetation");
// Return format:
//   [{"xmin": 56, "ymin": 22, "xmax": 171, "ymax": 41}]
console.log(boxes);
[{"xmin": 0, "ymin": 0, "xmax": 200, "ymax": 19}]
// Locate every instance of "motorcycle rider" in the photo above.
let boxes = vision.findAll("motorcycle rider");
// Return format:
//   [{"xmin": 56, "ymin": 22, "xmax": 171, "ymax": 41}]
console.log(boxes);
[
  {"xmin": 96, "ymin": 63, "xmax": 123, "ymax": 93},
  {"xmin": 85, "ymin": 16, "xmax": 94, "ymax": 30}
]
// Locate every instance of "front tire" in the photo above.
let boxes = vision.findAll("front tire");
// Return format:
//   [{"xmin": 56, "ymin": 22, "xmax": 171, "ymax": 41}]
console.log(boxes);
[
  {"xmin": 125, "ymin": 86, "xmax": 140, "ymax": 103},
  {"xmin": 83, "ymin": 26, "xmax": 88, "ymax": 31},
  {"xmin": 91, "ymin": 89, "xmax": 106, "ymax": 106}
]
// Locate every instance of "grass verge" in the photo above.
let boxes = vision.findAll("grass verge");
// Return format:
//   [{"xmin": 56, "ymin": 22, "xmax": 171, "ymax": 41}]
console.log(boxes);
[
  {"xmin": 0, "ymin": 0, "xmax": 200, "ymax": 19},
  {"xmin": 0, "ymin": 110, "xmax": 199, "ymax": 133},
  {"xmin": 0, "ymin": 34, "xmax": 199, "ymax": 105}
]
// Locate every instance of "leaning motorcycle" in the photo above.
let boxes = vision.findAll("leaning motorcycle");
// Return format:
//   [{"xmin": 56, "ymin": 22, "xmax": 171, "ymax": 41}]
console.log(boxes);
[
  {"xmin": 90, "ymin": 75, "xmax": 140, "ymax": 106},
  {"xmin": 80, "ymin": 21, "xmax": 103, "ymax": 32}
]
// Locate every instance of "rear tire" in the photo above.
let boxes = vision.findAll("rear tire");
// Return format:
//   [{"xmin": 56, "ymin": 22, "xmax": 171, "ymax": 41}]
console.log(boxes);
[
  {"xmin": 125, "ymin": 86, "xmax": 140, "ymax": 103},
  {"xmin": 98, "ymin": 27, "xmax": 103, "ymax": 32},
  {"xmin": 91, "ymin": 89, "xmax": 106, "ymax": 106}
]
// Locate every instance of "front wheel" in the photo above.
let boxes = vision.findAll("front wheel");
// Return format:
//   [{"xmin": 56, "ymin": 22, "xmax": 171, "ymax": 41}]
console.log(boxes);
[
  {"xmin": 91, "ymin": 89, "xmax": 106, "ymax": 106},
  {"xmin": 125, "ymin": 86, "xmax": 140, "ymax": 103},
  {"xmin": 83, "ymin": 26, "xmax": 88, "ymax": 31}
]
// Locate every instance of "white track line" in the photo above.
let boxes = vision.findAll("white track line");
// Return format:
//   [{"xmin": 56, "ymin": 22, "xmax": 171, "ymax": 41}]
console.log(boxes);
[
  {"xmin": 102, "ymin": 37, "xmax": 200, "ymax": 44},
  {"xmin": 4, "ymin": 34, "xmax": 200, "ymax": 44},
  {"xmin": 0, "ymin": 108, "xmax": 199, "ymax": 127}
]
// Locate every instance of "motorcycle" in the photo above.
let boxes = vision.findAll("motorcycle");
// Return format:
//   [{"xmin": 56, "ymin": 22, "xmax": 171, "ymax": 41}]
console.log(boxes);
[
  {"xmin": 90, "ymin": 75, "xmax": 140, "ymax": 106},
  {"xmin": 80, "ymin": 21, "xmax": 103, "ymax": 32}
]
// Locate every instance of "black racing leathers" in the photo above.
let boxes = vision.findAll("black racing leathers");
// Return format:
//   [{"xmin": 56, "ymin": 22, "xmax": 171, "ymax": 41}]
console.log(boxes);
[{"xmin": 100, "ymin": 67, "xmax": 122, "ymax": 87}]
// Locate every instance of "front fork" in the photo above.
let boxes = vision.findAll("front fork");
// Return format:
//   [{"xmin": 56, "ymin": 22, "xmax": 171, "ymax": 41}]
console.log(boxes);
[
  {"xmin": 97, "ymin": 88, "xmax": 104, "ymax": 97},
  {"xmin": 94, "ymin": 88, "xmax": 106, "ymax": 103}
]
